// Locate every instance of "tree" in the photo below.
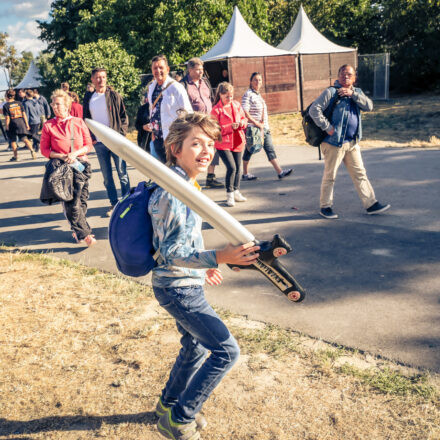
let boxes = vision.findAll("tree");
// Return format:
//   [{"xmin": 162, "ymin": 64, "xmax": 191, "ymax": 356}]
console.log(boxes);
[
  {"xmin": 38, "ymin": 0, "xmax": 271, "ymax": 71},
  {"xmin": 0, "ymin": 33, "xmax": 20, "ymax": 88},
  {"xmin": 381, "ymin": 0, "xmax": 440, "ymax": 91},
  {"xmin": 37, "ymin": 0, "xmax": 95, "ymax": 59}
]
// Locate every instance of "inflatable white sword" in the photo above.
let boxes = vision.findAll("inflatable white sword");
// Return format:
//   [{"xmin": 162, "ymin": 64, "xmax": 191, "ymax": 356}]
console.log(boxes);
[{"xmin": 85, "ymin": 119, "xmax": 305, "ymax": 302}]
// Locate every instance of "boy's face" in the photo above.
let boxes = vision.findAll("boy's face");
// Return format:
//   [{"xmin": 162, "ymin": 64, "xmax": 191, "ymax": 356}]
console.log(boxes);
[{"xmin": 174, "ymin": 127, "xmax": 215, "ymax": 180}]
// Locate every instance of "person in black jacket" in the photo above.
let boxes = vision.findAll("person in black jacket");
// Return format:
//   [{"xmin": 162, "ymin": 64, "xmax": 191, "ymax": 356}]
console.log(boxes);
[
  {"xmin": 134, "ymin": 95, "xmax": 150, "ymax": 152},
  {"xmin": 83, "ymin": 67, "xmax": 130, "ymax": 217}
]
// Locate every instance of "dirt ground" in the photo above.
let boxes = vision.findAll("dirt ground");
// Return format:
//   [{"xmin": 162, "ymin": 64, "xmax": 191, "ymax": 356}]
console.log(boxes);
[{"xmin": 1, "ymin": 251, "xmax": 439, "ymax": 440}]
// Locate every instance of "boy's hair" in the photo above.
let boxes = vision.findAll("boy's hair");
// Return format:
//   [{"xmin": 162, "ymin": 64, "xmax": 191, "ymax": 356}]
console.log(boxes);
[
  {"xmin": 165, "ymin": 111, "xmax": 222, "ymax": 165},
  {"xmin": 6, "ymin": 89, "xmax": 16, "ymax": 99},
  {"xmin": 51, "ymin": 89, "xmax": 72, "ymax": 109},
  {"xmin": 214, "ymin": 81, "xmax": 233, "ymax": 104}
]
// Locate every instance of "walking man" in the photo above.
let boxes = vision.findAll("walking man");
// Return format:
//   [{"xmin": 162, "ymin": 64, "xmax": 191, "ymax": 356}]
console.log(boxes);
[
  {"xmin": 310, "ymin": 64, "xmax": 390, "ymax": 219},
  {"xmin": 145, "ymin": 54, "xmax": 192, "ymax": 163},
  {"xmin": 181, "ymin": 57, "xmax": 223, "ymax": 188},
  {"xmin": 23, "ymin": 89, "xmax": 44, "ymax": 152},
  {"xmin": 83, "ymin": 67, "xmax": 130, "ymax": 216}
]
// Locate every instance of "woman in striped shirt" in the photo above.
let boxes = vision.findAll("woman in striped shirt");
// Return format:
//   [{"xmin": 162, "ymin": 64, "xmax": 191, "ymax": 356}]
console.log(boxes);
[{"xmin": 241, "ymin": 72, "xmax": 292, "ymax": 181}]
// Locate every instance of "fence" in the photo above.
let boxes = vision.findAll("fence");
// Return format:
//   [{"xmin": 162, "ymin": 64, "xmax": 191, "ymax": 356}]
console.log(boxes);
[{"xmin": 357, "ymin": 53, "xmax": 390, "ymax": 100}]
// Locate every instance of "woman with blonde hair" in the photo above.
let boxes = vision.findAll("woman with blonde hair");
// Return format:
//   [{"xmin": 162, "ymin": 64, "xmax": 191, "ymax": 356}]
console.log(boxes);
[
  {"xmin": 40, "ymin": 89, "xmax": 96, "ymax": 247},
  {"xmin": 210, "ymin": 82, "xmax": 247, "ymax": 207}
]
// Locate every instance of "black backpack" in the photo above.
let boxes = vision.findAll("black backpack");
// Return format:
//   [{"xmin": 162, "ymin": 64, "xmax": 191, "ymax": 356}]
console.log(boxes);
[{"xmin": 302, "ymin": 87, "xmax": 339, "ymax": 159}]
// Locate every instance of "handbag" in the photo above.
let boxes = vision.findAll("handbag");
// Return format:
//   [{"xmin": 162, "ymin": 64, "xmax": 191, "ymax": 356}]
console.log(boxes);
[
  {"xmin": 245, "ymin": 125, "xmax": 263, "ymax": 154},
  {"xmin": 245, "ymin": 97, "xmax": 265, "ymax": 154}
]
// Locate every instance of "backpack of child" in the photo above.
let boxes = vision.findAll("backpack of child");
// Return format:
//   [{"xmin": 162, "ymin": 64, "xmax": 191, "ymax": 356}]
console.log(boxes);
[
  {"xmin": 109, "ymin": 180, "xmax": 160, "ymax": 277},
  {"xmin": 302, "ymin": 87, "xmax": 339, "ymax": 159}
]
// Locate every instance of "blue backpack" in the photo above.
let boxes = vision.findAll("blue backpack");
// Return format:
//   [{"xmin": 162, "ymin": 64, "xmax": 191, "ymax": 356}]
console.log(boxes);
[{"xmin": 109, "ymin": 181, "xmax": 159, "ymax": 277}]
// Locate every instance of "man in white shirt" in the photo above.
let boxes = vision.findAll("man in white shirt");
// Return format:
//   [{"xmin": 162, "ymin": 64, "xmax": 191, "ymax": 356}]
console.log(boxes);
[
  {"xmin": 145, "ymin": 54, "xmax": 192, "ymax": 163},
  {"xmin": 83, "ymin": 68, "xmax": 130, "ymax": 216}
]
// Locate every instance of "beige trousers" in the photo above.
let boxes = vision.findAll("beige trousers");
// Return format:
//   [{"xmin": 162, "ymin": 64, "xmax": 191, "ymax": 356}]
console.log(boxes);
[{"xmin": 320, "ymin": 141, "xmax": 377, "ymax": 209}]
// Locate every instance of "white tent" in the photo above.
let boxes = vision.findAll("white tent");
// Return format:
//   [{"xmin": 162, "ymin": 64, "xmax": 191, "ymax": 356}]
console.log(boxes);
[
  {"xmin": 15, "ymin": 60, "xmax": 42, "ymax": 89},
  {"xmin": 277, "ymin": 5, "xmax": 354, "ymax": 54},
  {"xmin": 201, "ymin": 6, "xmax": 292, "ymax": 61}
]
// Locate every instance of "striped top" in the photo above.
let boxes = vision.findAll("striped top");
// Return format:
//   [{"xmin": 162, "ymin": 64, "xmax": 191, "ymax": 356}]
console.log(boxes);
[{"xmin": 241, "ymin": 88, "xmax": 269, "ymax": 130}]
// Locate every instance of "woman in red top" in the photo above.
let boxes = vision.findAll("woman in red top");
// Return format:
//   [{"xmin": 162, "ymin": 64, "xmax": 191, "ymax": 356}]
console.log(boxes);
[
  {"xmin": 69, "ymin": 91, "xmax": 83, "ymax": 118},
  {"xmin": 40, "ymin": 89, "xmax": 96, "ymax": 247},
  {"xmin": 210, "ymin": 82, "xmax": 247, "ymax": 207}
]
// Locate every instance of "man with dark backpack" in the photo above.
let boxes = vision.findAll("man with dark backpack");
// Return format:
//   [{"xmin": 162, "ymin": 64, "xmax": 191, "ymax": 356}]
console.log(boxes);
[{"xmin": 309, "ymin": 64, "xmax": 390, "ymax": 219}]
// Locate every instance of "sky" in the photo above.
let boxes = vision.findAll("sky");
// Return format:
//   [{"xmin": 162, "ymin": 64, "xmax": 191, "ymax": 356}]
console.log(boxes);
[{"xmin": 0, "ymin": 0, "xmax": 51, "ymax": 91}]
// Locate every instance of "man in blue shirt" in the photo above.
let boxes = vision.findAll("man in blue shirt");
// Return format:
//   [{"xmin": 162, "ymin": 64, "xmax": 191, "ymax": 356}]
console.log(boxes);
[{"xmin": 310, "ymin": 65, "xmax": 390, "ymax": 219}]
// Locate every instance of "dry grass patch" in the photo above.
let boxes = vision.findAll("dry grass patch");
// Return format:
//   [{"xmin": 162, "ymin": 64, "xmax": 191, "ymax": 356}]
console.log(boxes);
[
  {"xmin": 0, "ymin": 250, "xmax": 439, "ymax": 439},
  {"xmin": 268, "ymin": 95, "xmax": 440, "ymax": 149}
]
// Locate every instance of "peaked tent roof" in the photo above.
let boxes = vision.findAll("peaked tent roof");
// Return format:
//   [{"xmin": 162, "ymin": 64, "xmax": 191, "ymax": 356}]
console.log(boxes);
[
  {"xmin": 201, "ymin": 6, "xmax": 292, "ymax": 62},
  {"xmin": 277, "ymin": 5, "xmax": 354, "ymax": 54},
  {"xmin": 15, "ymin": 60, "xmax": 42, "ymax": 89}
]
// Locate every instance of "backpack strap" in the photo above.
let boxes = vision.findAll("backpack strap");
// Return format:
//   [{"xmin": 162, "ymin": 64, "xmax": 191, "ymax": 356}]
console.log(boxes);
[{"xmin": 151, "ymin": 80, "xmax": 175, "ymax": 113}]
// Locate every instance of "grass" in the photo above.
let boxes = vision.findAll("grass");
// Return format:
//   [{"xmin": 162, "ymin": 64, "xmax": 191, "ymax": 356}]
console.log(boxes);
[
  {"xmin": 242, "ymin": 94, "xmax": 440, "ymax": 149},
  {"xmin": 1, "ymin": 249, "xmax": 439, "ymax": 439}
]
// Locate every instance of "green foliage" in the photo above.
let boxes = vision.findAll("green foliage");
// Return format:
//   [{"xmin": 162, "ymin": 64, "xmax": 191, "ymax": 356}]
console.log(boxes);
[
  {"xmin": 36, "ymin": 0, "xmax": 440, "ymax": 92},
  {"xmin": 59, "ymin": 38, "xmax": 140, "ymax": 98},
  {"xmin": 381, "ymin": 0, "xmax": 440, "ymax": 91}
]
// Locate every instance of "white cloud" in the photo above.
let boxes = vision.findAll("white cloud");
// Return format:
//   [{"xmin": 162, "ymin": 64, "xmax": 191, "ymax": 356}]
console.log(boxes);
[
  {"xmin": 6, "ymin": 0, "xmax": 51, "ymax": 20},
  {"xmin": 6, "ymin": 21, "xmax": 47, "ymax": 55}
]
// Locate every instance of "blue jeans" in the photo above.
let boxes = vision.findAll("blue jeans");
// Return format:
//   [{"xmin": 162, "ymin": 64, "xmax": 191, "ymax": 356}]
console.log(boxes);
[
  {"xmin": 151, "ymin": 138, "xmax": 166, "ymax": 163},
  {"xmin": 94, "ymin": 141, "xmax": 130, "ymax": 206},
  {"xmin": 153, "ymin": 285, "xmax": 240, "ymax": 423}
]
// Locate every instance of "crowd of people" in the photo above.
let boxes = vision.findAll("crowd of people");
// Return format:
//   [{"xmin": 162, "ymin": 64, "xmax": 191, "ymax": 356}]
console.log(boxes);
[{"xmin": 0, "ymin": 55, "xmax": 391, "ymax": 440}]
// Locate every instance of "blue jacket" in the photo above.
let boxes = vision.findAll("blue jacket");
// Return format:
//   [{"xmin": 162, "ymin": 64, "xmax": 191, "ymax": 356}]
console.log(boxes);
[
  {"xmin": 148, "ymin": 166, "xmax": 218, "ymax": 287},
  {"xmin": 23, "ymin": 98, "xmax": 44, "ymax": 125},
  {"xmin": 309, "ymin": 80, "xmax": 373, "ymax": 147},
  {"xmin": 36, "ymin": 95, "xmax": 51, "ymax": 118}
]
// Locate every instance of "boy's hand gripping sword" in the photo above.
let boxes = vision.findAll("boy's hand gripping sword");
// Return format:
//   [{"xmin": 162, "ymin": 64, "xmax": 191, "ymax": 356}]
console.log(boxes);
[{"xmin": 85, "ymin": 119, "xmax": 306, "ymax": 302}]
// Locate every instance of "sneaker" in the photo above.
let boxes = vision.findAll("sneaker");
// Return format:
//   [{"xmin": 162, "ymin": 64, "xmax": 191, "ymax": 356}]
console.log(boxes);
[
  {"xmin": 320, "ymin": 207, "xmax": 339, "ymax": 219},
  {"xmin": 106, "ymin": 206, "xmax": 115, "ymax": 217},
  {"xmin": 242, "ymin": 173, "xmax": 257, "ymax": 181},
  {"xmin": 226, "ymin": 192, "xmax": 235, "ymax": 207},
  {"xmin": 157, "ymin": 409, "xmax": 200, "ymax": 440},
  {"xmin": 234, "ymin": 190, "xmax": 247, "ymax": 202},
  {"xmin": 278, "ymin": 168, "xmax": 293, "ymax": 179},
  {"xmin": 155, "ymin": 398, "xmax": 207, "ymax": 431},
  {"xmin": 205, "ymin": 175, "xmax": 224, "ymax": 188},
  {"xmin": 84, "ymin": 235, "xmax": 97, "ymax": 247},
  {"xmin": 366, "ymin": 202, "xmax": 391, "ymax": 215},
  {"xmin": 9, "ymin": 156, "xmax": 18, "ymax": 162}
]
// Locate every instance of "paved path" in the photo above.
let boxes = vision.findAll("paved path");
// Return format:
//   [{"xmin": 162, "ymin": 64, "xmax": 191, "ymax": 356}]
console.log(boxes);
[{"xmin": 1, "ymin": 140, "xmax": 439, "ymax": 372}]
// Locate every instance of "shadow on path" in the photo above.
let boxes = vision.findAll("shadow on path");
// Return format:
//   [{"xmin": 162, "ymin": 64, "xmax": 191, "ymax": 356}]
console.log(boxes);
[{"xmin": 0, "ymin": 412, "xmax": 156, "ymax": 436}]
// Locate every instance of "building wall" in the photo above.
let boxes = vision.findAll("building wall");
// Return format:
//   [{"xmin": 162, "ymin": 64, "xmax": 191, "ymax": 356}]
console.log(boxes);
[
  {"xmin": 229, "ymin": 55, "xmax": 299, "ymax": 113},
  {"xmin": 300, "ymin": 51, "xmax": 357, "ymax": 111}
]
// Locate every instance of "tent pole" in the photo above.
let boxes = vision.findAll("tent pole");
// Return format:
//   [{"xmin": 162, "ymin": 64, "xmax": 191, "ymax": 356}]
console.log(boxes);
[{"xmin": 298, "ymin": 54, "xmax": 304, "ymax": 114}]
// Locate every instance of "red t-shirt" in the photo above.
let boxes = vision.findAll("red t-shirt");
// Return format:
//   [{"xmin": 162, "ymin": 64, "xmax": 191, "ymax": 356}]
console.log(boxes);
[{"xmin": 70, "ymin": 102, "xmax": 83, "ymax": 118}]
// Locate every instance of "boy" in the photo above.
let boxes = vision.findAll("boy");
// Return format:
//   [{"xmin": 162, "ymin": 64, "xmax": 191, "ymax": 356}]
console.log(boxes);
[{"xmin": 149, "ymin": 112, "xmax": 260, "ymax": 440}]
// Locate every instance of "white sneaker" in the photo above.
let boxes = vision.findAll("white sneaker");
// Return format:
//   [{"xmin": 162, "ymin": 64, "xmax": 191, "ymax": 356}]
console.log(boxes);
[
  {"xmin": 234, "ymin": 190, "xmax": 247, "ymax": 202},
  {"xmin": 226, "ymin": 192, "xmax": 235, "ymax": 206}
]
